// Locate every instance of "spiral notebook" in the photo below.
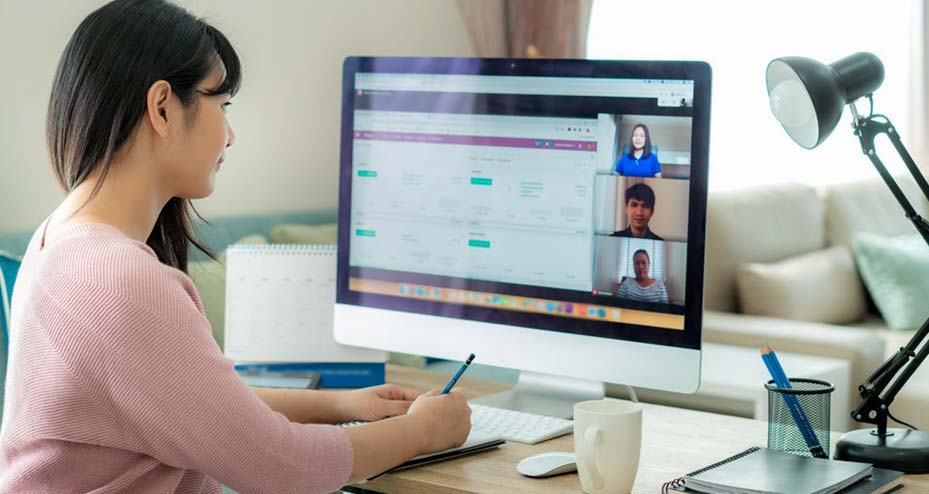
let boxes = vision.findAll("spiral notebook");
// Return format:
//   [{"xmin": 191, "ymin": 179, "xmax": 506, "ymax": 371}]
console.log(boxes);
[
  {"xmin": 224, "ymin": 244, "xmax": 385, "ymax": 365},
  {"xmin": 662, "ymin": 446, "xmax": 902, "ymax": 494}
]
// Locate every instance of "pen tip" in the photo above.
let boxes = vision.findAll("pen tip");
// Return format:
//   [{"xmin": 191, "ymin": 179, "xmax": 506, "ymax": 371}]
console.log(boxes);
[{"xmin": 466, "ymin": 353, "xmax": 475, "ymax": 364}]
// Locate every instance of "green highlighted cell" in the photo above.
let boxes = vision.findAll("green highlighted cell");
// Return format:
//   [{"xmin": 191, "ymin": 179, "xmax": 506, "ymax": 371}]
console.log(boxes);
[
  {"xmin": 470, "ymin": 177, "xmax": 493, "ymax": 186},
  {"xmin": 357, "ymin": 170, "xmax": 378, "ymax": 177},
  {"xmin": 355, "ymin": 229, "xmax": 376, "ymax": 237},
  {"xmin": 468, "ymin": 239, "xmax": 491, "ymax": 248}
]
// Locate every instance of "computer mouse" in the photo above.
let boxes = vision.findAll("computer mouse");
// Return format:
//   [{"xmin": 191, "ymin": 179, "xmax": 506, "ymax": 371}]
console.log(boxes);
[{"xmin": 516, "ymin": 451, "xmax": 578, "ymax": 478}]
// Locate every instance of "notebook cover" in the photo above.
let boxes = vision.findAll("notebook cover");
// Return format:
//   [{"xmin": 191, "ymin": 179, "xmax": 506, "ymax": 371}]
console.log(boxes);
[
  {"xmin": 682, "ymin": 448, "xmax": 872, "ymax": 494},
  {"xmin": 839, "ymin": 467, "xmax": 904, "ymax": 494},
  {"xmin": 673, "ymin": 466, "xmax": 902, "ymax": 494},
  {"xmin": 367, "ymin": 431, "xmax": 505, "ymax": 480},
  {"xmin": 234, "ymin": 362, "xmax": 385, "ymax": 388},
  {"xmin": 387, "ymin": 438, "xmax": 505, "ymax": 473}
]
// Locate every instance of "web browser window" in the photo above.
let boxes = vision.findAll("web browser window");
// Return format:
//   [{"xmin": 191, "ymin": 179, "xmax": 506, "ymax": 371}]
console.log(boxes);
[{"xmin": 346, "ymin": 72, "xmax": 696, "ymax": 333}]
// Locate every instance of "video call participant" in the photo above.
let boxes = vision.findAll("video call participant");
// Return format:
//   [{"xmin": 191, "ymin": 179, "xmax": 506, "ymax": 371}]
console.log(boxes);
[
  {"xmin": 617, "ymin": 249, "xmax": 669, "ymax": 304},
  {"xmin": 615, "ymin": 123, "xmax": 661, "ymax": 177},
  {"xmin": 612, "ymin": 183, "xmax": 663, "ymax": 240}
]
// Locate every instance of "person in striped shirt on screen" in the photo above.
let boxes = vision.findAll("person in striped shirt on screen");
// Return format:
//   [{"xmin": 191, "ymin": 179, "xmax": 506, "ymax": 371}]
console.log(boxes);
[{"xmin": 617, "ymin": 249, "xmax": 669, "ymax": 304}]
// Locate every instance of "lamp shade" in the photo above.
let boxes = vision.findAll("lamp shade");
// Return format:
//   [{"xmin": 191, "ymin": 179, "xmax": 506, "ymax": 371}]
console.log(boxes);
[{"xmin": 766, "ymin": 52, "xmax": 884, "ymax": 149}]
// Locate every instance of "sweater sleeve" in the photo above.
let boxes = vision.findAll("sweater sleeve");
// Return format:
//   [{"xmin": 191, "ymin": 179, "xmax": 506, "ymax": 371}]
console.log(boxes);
[{"xmin": 38, "ymin": 242, "xmax": 353, "ymax": 494}]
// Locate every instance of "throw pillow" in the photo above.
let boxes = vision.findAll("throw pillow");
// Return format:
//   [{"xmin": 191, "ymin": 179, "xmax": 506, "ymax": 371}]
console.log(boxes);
[
  {"xmin": 188, "ymin": 234, "xmax": 268, "ymax": 349},
  {"xmin": 269, "ymin": 223, "xmax": 338, "ymax": 245},
  {"xmin": 852, "ymin": 233, "xmax": 929, "ymax": 331},
  {"xmin": 736, "ymin": 246, "xmax": 867, "ymax": 324}
]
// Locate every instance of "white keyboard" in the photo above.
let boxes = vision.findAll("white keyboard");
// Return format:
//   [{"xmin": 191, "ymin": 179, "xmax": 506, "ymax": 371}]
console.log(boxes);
[
  {"xmin": 469, "ymin": 404, "xmax": 573, "ymax": 445},
  {"xmin": 340, "ymin": 404, "xmax": 574, "ymax": 445}
]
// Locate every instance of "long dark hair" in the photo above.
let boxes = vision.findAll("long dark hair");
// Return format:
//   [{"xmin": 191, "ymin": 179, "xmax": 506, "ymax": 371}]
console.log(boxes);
[
  {"xmin": 626, "ymin": 124, "xmax": 652, "ymax": 158},
  {"xmin": 46, "ymin": 0, "xmax": 241, "ymax": 272}
]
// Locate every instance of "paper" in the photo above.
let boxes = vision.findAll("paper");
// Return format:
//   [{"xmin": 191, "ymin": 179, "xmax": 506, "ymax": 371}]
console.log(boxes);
[{"xmin": 224, "ymin": 244, "xmax": 385, "ymax": 364}]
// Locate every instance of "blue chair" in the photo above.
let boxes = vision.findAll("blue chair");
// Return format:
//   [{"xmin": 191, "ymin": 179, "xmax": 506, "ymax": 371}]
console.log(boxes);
[{"xmin": 0, "ymin": 252, "xmax": 21, "ymax": 427}]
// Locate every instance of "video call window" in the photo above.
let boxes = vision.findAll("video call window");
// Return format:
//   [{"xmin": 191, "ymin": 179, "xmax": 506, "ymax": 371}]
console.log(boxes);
[
  {"xmin": 593, "ymin": 176, "xmax": 689, "ymax": 243},
  {"xmin": 348, "ymin": 73, "xmax": 699, "ymax": 330},
  {"xmin": 596, "ymin": 113, "xmax": 693, "ymax": 180},
  {"xmin": 593, "ymin": 237, "xmax": 687, "ymax": 307}
]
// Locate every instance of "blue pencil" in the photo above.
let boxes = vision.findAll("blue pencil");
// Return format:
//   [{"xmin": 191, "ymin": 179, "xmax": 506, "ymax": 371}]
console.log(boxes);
[
  {"xmin": 762, "ymin": 351, "xmax": 819, "ymax": 447},
  {"xmin": 441, "ymin": 353, "xmax": 475, "ymax": 394},
  {"xmin": 761, "ymin": 345, "xmax": 827, "ymax": 458}
]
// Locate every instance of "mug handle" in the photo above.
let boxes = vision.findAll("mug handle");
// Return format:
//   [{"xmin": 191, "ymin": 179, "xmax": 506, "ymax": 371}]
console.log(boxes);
[{"xmin": 581, "ymin": 427, "xmax": 604, "ymax": 490}]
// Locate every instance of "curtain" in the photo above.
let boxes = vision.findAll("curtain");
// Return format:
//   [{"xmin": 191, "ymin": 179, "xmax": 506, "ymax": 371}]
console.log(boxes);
[
  {"xmin": 457, "ymin": 0, "xmax": 593, "ymax": 58},
  {"xmin": 910, "ymin": 0, "xmax": 929, "ymax": 167}
]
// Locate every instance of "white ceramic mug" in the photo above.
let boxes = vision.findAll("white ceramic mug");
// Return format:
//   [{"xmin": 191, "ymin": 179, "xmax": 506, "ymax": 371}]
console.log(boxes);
[{"xmin": 574, "ymin": 399, "xmax": 643, "ymax": 494}]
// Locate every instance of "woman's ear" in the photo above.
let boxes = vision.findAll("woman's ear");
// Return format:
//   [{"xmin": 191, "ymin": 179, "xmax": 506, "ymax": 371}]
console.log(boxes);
[{"xmin": 146, "ymin": 80, "xmax": 173, "ymax": 138}]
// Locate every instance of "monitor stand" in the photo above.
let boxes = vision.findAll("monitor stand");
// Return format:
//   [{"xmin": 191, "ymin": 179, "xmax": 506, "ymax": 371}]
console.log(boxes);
[{"xmin": 470, "ymin": 370, "xmax": 605, "ymax": 419}]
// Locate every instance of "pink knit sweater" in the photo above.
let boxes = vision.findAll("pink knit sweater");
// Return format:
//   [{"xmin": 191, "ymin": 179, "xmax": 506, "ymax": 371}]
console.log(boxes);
[{"xmin": 0, "ymin": 223, "xmax": 353, "ymax": 493}]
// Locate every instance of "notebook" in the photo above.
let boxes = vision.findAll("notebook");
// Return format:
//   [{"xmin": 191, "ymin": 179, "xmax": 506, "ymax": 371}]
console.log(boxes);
[
  {"xmin": 224, "ymin": 244, "xmax": 385, "ymax": 364},
  {"xmin": 340, "ymin": 421, "xmax": 504, "ymax": 478},
  {"xmin": 661, "ymin": 446, "xmax": 901, "ymax": 494}
]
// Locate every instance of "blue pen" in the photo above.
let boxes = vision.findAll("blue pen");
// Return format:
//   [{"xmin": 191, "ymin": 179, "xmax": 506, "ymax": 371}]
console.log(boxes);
[
  {"xmin": 442, "ymin": 353, "xmax": 475, "ymax": 394},
  {"xmin": 761, "ymin": 345, "xmax": 827, "ymax": 458}
]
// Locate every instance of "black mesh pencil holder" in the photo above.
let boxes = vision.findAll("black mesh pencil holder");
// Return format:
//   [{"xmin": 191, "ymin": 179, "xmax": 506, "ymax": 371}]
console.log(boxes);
[{"xmin": 765, "ymin": 378, "xmax": 834, "ymax": 457}]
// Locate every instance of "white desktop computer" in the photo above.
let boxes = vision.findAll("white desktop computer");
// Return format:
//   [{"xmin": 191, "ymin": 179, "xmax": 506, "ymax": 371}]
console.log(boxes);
[{"xmin": 334, "ymin": 57, "xmax": 711, "ymax": 434}]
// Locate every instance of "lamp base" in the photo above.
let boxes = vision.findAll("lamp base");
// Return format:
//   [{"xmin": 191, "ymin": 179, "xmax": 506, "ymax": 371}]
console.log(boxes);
[{"xmin": 834, "ymin": 428, "xmax": 929, "ymax": 473}]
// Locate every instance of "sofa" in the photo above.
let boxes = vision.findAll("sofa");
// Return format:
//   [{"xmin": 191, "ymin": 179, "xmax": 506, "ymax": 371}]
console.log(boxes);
[
  {"xmin": 701, "ymin": 176, "xmax": 929, "ymax": 430},
  {"xmin": 2, "ymin": 177, "xmax": 927, "ymax": 432}
]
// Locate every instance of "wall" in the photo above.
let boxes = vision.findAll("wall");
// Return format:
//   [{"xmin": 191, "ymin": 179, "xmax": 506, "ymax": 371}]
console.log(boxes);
[
  {"xmin": 0, "ymin": 0, "xmax": 474, "ymax": 234},
  {"xmin": 664, "ymin": 240, "xmax": 687, "ymax": 304}
]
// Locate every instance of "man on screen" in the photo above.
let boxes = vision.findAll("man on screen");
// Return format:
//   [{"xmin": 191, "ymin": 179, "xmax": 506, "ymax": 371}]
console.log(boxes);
[{"xmin": 611, "ymin": 183, "xmax": 663, "ymax": 240}]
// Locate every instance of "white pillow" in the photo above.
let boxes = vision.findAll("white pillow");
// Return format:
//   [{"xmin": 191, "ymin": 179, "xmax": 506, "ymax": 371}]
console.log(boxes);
[
  {"xmin": 736, "ymin": 246, "xmax": 866, "ymax": 324},
  {"xmin": 269, "ymin": 223, "xmax": 338, "ymax": 245}
]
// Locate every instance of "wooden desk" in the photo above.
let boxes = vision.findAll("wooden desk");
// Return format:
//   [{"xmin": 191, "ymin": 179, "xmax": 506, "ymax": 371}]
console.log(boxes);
[{"xmin": 344, "ymin": 365, "xmax": 929, "ymax": 494}]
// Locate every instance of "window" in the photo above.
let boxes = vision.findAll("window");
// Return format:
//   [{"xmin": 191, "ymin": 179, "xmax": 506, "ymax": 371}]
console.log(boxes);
[{"xmin": 588, "ymin": 0, "xmax": 920, "ymax": 190}]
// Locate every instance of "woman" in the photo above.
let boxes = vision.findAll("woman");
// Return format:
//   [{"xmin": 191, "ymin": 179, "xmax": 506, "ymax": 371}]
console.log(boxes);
[
  {"xmin": 615, "ymin": 123, "xmax": 662, "ymax": 177},
  {"xmin": 617, "ymin": 249, "xmax": 669, "ymax": 304},
  {"xmin": 0, "ymin": 1, "xmax": 470, "ymax": 492}
]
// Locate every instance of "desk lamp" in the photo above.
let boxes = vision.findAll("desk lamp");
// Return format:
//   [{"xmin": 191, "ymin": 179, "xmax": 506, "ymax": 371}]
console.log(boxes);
[{"xmin": 766, "ymin": 52, "xmax": 929, "ymax": 473}]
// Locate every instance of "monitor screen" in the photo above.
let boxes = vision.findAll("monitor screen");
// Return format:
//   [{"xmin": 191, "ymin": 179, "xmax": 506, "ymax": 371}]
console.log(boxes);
[{"xmin": 337, "ymin": 58, "xmax": 709, "ymax": 352}]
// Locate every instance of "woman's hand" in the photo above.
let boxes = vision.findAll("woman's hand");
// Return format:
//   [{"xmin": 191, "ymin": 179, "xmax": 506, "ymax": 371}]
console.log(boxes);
[
  {"xmin": 341, "ymin": 387, "xmax": 472, "ymax": 482},
  {"xmin": 338, "ymin": 384, "xmax": 421, "ymax": 422},
  {"xmin": 407, "ymin": 387, "xmax": 472, "ymax": 454}
]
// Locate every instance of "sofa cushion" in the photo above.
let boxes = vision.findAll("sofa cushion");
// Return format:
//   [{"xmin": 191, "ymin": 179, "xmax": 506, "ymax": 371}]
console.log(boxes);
[
  {"xmin": 705, "ymin": 183, "xmax": 826, "ymax": 312},
  {"xmin": 736, "ymin": 246, "xmax": 866, "ymax": 324},
  {"xmin": 859, "ymin": 325, "xmax": 929, "ymax": 430},
  {"xmin": 701, "ymin": 310, "xmax": 886, "ymax": 413},
  {"xmin": 852, "ymin": 233, "xmax": 929, "ymax": 331},
  {"xmin": 824, "ymin": 176, "xmax": 929, "ymax": 248},
  {"xmin": 190, "ymin": 210, "xmax": 337, "ymax": 261},
  {"xmin": 269, "ymin": 223, "xmax": 338, "ymax": 244}
]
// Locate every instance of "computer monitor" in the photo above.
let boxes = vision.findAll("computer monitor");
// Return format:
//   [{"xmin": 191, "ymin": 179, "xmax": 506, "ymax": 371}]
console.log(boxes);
[{"xmin": 335, "ymin": 57, "xmax": 711, "ymax": 418}]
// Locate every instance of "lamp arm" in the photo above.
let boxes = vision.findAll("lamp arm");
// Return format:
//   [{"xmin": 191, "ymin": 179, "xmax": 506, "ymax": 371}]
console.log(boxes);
[{"xmin": 850, "ymin": 113, "xmax": 929, "ymax": 434}]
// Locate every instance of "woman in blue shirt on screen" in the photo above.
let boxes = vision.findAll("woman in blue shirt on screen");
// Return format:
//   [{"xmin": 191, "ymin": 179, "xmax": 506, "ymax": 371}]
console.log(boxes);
[{"xmin": 615, "ymin": 123, "xmax": 661, "ymax": 177}]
